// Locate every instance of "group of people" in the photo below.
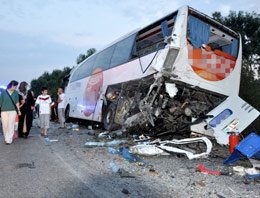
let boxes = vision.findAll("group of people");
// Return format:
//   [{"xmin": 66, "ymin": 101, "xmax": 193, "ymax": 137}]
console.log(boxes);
[{"xmin": 0, "ymin": 80, "xmax": 66, "ymax": 145}]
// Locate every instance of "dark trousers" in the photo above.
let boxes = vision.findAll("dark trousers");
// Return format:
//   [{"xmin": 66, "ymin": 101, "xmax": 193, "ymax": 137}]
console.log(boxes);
[{"xmin": 18, "ymin": 109, "xmax": 33, "ymax": 137}]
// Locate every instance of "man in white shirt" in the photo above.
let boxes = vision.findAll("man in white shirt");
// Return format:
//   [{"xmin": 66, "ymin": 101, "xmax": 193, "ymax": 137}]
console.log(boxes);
[
  {"xmin": 35, "ymin": 87, "xmax": 52, "ymax": 137},
  {"xmin": 57, "ymin": 87, "xmax": 65, "ymax": 129}
]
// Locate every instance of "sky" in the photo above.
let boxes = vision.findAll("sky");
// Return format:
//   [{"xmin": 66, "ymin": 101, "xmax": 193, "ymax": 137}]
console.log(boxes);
[{"xmin": 0, "ymin": 0, "xmax": 260, "ymax": 86}]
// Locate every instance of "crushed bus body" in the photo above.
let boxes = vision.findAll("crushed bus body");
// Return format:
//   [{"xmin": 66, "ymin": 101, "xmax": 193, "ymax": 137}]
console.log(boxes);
[{"xmin": 64, "ymin": 6, "xmax": 260, "ymax": 145}]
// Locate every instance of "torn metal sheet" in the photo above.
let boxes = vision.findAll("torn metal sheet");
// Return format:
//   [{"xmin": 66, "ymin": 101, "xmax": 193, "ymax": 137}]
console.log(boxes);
[
  {"xmin": 158, "ymin": 137, "xmax": 212, "ymax": 160},
  {"xmin": 129, "ymin": 144, "xmax": 169, "ymax": 156}
]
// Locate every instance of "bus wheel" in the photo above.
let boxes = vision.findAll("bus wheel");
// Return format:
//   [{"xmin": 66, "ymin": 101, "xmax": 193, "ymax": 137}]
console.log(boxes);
[
  {"xmin": 103, "ymin": 103, "xmax": 119, "ymax": 131},
  {"xmin": 65, "ymin": 106, "xmax": 70, "ymax": 122}
]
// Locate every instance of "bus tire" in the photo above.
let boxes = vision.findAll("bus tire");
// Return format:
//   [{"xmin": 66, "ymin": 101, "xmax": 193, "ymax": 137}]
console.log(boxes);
[
  {"xmin": 103, "ymin": 103, "xmax": 119, "ymax": 131},
  {"xmin": 65, "ymin": 105, "xmax": 70, "ymax": 122}
]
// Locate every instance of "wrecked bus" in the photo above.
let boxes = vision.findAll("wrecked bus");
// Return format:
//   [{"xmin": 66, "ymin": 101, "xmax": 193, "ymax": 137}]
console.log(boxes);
[{"xmin": 64, "ymin": 6, "xmax": 260, "ymax": 145}]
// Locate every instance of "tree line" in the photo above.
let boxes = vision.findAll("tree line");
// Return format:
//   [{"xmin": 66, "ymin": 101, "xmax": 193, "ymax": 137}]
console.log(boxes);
[{"xmin": 30, "ymin": 11, "xmax": 260, "ymax": 134}]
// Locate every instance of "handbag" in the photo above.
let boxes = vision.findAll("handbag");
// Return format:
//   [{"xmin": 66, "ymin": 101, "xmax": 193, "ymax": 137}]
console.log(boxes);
[{"xmin": 6, "ymin": 90, "xmax": 18, "ymax": 114}]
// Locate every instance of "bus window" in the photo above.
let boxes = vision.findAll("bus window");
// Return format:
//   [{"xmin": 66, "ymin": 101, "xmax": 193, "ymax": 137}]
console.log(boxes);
[
  {"xmin": 77, "ymin": 55, "xmax": 97, "ymax": 80},
  {"xmin": 92, "ymin": 45, "xmax": 115, "ymax": 73},
  {"xmin": 136, "ymin": 14, "xmax": 177, "ymax": 57},
  {"xmin": 187, "ymin": 15, "xmax": 238, "ymax": 58},
  {"xmin": 110, "ymin": 33, "xmax": 137, "ymax": 68},
  {"xmin": 70, "ymin": 67, "xmax": 81, "ymax": 82},
  {"xmin": 187, "ymin": 14, "xmax": 239, "ymax": 81}
]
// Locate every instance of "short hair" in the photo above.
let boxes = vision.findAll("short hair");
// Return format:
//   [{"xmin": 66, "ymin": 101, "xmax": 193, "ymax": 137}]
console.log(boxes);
[
  {"xmin": 41, "ymin": 86, "xmax": 48, "ymax": 92},
  {"xmin": 7, "ymin": 80, "xmax": 19, "ymax": 89}
]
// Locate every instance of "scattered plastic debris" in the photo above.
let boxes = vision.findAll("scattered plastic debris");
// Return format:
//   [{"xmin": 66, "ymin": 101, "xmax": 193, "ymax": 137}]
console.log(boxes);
[
  {"xmin": 110, "ymin": 163, "xmax": 119, "ymax": 173},
  {"xmin": 72, "ymin": 124, "xmax": 79, "ymax": 131},
  {"xmin": 98, "ymin": 131, "xmax": 110, "ymax": 139},
  {"xmin": 198, "ymin": 164, "xmax": 230, "ymax": 176},
  {"xmin": 198, "ymin": 164, "xmax": 221, "ymax": 175},
  {"xmin": 118, "ymin": 147, "xmax": 144, "ymax": 162},
  {"xmin": 233, "ymin": 166, "xmax": 246, "ymax": 176},
  {"xmin": 247, "ymin": 174, "xmax": 260, "ymax": 179},
  {"xmin": 45, "ymin": 138, "xmax": 58, "ymax": 142},
  {"xmin": 108, "ymin": 147, "xmax": 119, "ymax": 154},
  {"xmin": 149, "ymin": 169, "xmax": 159, "ymax": 175},
  {"xmin": 84, "ymin": 140, "xmax": 127, "ymax": 147},
  {"xmin": 129, "ymin": 144, "xmax": 169, "ymax": 156},
  {"xmin": 107, "ymin": 147, "xmax": 144, "ymax": 163}
]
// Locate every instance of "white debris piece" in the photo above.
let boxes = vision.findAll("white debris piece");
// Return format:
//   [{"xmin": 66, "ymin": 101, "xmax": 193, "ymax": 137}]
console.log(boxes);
[
  {"xmin": 245, "ymin": 168, "xmax": 260, "ymax": 175},
  {"xmin": 129, "ymin": 145, "xmax": 169, "ymax": 156},
  {"xmin": 165, "ymin": 83, "xmax": 178, "ymax": 98},
  {"xmin": 158, "ymin": 137, "xmax": 212, "ymax": 160},
  {"xmin": 233, "ymin": 166, "xmax": 246, "ymax": 176}
]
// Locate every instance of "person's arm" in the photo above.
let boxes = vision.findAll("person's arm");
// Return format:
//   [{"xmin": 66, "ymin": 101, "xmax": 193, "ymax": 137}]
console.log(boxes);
[
  {"xmin": 35, "ymin": 96, "xmax": 39, "ymax": 107},
  {"xmin": 49, "ymin": 97, "xmax": 52, "ymax": 115},
  {"xmin": 29, "ymin": 91, "xmax": 35, "ymax": 110},
  {"xmin": 15, "ymin": 93, "xmax": 21, "ymax": 116},
  {"xmin": 16, "ymin": 102, "xmax": 21, "ymax": 116}
]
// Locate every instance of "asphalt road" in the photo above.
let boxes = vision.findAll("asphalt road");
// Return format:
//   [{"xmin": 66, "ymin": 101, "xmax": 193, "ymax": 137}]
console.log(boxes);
[{"xmin": 0, "ymin": 126, "xmax": 97, "ymax": 198}]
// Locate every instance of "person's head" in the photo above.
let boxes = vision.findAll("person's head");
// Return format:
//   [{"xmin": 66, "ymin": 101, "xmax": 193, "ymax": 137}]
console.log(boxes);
[
  {"xmin": 7, "ymin": 80, "xmax": 19, "ymax": 91},
  {"xmin": 41, "ymin": 86, "xmax": 48, "ymax": 95},
  {"xmin": 58, "ymin": 87, "xmax": 63, "ymax": 94},
  {"xmin": 18, "ymin": 81, "xmax": 28, "ymax": 94}
]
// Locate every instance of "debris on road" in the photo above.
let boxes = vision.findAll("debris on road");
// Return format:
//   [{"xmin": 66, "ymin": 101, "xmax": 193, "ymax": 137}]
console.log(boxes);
[
  {"xmin": 157, "ymin": 137, "xmax": 212, "ymax": 159},
  {"xmin": 72, "ymin": 124, "xmax": 79, "ymax": 131},
  {"xmin": 108, "ymin": 147, "xmax": 144, "ymax": 163},
  {"xmin": 129, "ymin": 144, "xmax": 168, "ymax": 156},
  {"xmin": 119, "ymin": 170, "xmax": 135, "ymax": 178},
  {"xmin": 45, "ymin": 138, "xmax": 58, "ymax": 142},
  {"xmin": 84, "ymin": 140, "xmax": 127, "ymax": 147},
  {"xmin": 149, "ymin": 169, "xmax": 159, "ymax": 175},
  {"xmin": 197, "ymin": 164, "xmax": 230, "ymax": 176},
  {"xmin": 110, "ymin": 163, "xmax": 119, "ymax": 173}
]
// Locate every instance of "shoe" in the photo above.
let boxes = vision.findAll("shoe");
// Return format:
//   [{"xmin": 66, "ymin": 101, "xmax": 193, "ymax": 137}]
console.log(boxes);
[
  {"xmin": 44, "ymin": 135, "xmax": 48, "ymax": 138},
  {"xmin": 5, "ymin": 142, "xmax": 11, "ymax": 145},
  {"xmin": 23, "ymin": 136, "xmax": 28, "ymax": 139},
  {"xmin": 41, "ymin": 133, "xmax": 44, "ymax": 136},
  {"xmin": 58, "ymin": 127, "xmax": 65, "ymax": 130}
]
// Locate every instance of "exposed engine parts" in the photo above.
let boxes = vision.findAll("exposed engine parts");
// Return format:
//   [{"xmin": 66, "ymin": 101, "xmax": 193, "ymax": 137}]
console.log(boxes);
[{"xmin": 103, "ymin": 74, "xmax": 225, "ymax": 138}]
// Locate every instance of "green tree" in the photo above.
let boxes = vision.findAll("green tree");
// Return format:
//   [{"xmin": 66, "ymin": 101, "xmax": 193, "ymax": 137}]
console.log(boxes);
[
  {"xmin": 76, "ymin": 48, "xmax": 96, "ymax": 64},
  {"xmin": 31, "ymin": 67, "xmax": 72, "ymax": 98},
  {"xmin": 212, "ymin": 11, "xmax": 260, "ymax": 135}
]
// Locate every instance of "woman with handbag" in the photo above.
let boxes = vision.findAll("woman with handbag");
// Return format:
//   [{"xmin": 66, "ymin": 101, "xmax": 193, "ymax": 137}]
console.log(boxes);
[{"xmin": 0, "ymin": 80, "xmax": 21, "ymax": 145}]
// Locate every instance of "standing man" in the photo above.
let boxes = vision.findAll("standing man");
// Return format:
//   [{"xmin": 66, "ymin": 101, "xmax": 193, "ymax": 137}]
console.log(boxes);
[{"xmin": 57, "ymin": 87, "xmax": 65, "ymax": 129}]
